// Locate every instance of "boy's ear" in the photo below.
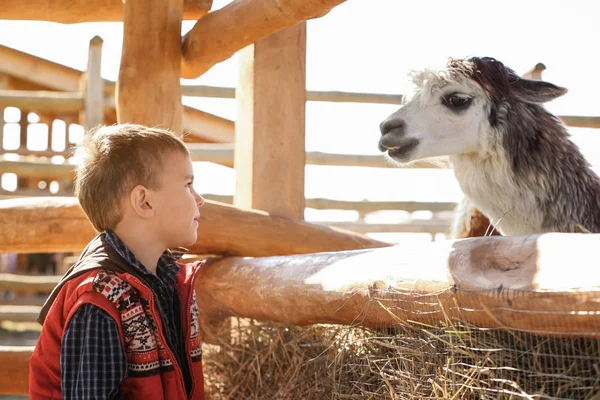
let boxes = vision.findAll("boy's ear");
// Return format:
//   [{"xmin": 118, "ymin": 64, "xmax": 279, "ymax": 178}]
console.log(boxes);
[{"xmin": 130, "ymin": 185, "xmax": 154, "ymax": 218}]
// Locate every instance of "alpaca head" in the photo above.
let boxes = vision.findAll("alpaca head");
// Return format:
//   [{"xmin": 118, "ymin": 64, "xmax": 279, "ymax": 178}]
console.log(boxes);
[{"xmin": 378, "ymin": 57, "xmax": 568, "ymax": 164}]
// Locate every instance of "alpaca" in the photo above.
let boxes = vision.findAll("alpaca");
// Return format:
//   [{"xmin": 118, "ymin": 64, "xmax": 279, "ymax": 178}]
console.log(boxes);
[{"xmin": 379, "ymin": 57, "xmax": 600, "ymax": 236}]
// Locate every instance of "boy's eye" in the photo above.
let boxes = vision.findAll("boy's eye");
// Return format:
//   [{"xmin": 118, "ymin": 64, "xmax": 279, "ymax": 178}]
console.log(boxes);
[{"xmin": 186, "ymin": 182, "xmax": 193, "ymax": 187}]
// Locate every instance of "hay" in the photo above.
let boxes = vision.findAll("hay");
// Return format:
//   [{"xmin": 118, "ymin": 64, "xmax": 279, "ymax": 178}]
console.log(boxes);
[{"xmin": 202, "ymin": 318, "xmax": 600, "ymax": 400}]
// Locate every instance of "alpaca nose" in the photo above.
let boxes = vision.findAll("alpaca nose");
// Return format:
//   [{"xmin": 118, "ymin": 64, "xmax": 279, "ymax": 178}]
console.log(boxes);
[
  {"xmin": 379, "ymin": 117, "xmax": 406, "ymax": 151},
  {"xmin": 380, "ymin": 117, "xmax": 405, "ymax": 136}
]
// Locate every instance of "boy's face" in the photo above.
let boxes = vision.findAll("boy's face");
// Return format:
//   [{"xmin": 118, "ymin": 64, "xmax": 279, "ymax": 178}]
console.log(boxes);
[{"xmin": 152, "ymin": 150, "xmax": 204, "ymax": 249}]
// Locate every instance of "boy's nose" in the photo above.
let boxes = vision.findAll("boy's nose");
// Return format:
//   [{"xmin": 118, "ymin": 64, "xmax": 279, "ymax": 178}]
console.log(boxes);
[{"xmin": 197, "ymin": 194, "xmax": 205, "ymax": 207}]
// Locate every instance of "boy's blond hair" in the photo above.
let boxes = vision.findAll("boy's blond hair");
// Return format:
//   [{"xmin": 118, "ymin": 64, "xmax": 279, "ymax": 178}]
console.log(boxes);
[{"xmin": 74, "ymin": 124, "xmax": 189, "ymax": 232}]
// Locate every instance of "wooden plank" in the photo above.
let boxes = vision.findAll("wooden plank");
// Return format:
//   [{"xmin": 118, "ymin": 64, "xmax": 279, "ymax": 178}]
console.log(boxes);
[
  {"xmin": 116, "ymin": 0, "xmax": 184, "ymax": 133},
  {"xmin": 0, "ymin": 346, "xmax": 34, "ymax": 395},
  {"xmin": 558, "ymin": 116, "xmax": 600, "ymax": 129},
  {"xmin": 80, "ymin": 36, "xmax": 104, "ymax": 131},
  {"xmin": 0, "ymin": 306, "xmax": 41, "ymax": 322},
  {"xmin": 0, "ymin": 188, "xmax": 457, "ymax": 219},
  {"xmin": 323, "ymin": 219, "xmax": 452, "ymax": 234},
  {"xmin": 182, "ymin": 84, "xmax": 405, "ymax": 105},
  {"xmin": 181, "ymin": 0, "xmax": 346, "ymax": 78},
  {"xmin": 196, "ymin": 233, "xmax": 600, "ymax": 337},
  {"xmin": 0, "ymin": 90, "xmax": 84, "ymax": 113},
  {"xmin": 0, "ymin": 274, "xmax": 59, "ymax": 293},
  {"xmin": 0, "ymin": 0, "xmax": 211, "ymax": 23},
  {"xmin": 0, "ymin": 197, "xmax": 389, "ymax": 256},
  {"xmin": 0, "ymin": 160, "xmax": 74, "ymax": 180},
  {"xmin": 188, "ymin": 143, "xmax": 451, "ymax": 168},
  {"xmin": 0, "ymin": 45, "xmax": 81, "ymax": 92},
  {"xmin": 5, "ymin": 234, "xmax": 600, "ymax": 394},
  {"xmin": 204, "ymin": 194, "xmax": 458, "ymax": 213},
  {"xmin": 182, "ymin": 107, "xmax": 234, "ymax": 142},
  {"xmin": 235, "ymin": 24, "xmax": 307, "ymax": 219}
]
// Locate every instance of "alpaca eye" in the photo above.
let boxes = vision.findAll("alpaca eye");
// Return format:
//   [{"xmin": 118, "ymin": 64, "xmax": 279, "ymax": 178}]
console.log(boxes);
[{"xmin": 443, "ymin": 93, "xmax": 473, "ymax": 110}]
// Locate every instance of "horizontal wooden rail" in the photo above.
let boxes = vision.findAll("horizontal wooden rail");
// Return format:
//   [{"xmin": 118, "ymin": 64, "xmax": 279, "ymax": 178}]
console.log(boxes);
[
  {"xmin": 0, "ymin": 188, "xmax": 458, "ymax": 216},
  {"xmin": 186, "ymin": 143, "xmax": 452, "ymax": 169},
  {"xmin": 0, "ymin": 197, "xmax": 389, "ymax": 255},
  {"xmin": 195, "ymin": 233, "xmax": 600, "ymax": 337},
  {"xmin": 324, "ymin": 219, "xmax": 451, "ymax": 234},
  {"xmin": 0, "ymin": 160, "xmax": 74, "ymax": 180},
  {"xmin": 203, "ymin": 194, "xmax": 457, "ymax": 214},
  {"xmin": 0, "ymin": 273, "xmax": 60, "ymax": 293},
  {"xmin": 0, "ymin": 0, "xmax": 212, "ymax": 23},
  {"xmin": 0, "ymin": 306, "xmax": 41, "ymax": 322},
  {"xmin": 4, "ymin": 233, "xmax": 600, "ymax": 395},
  {"xmin": 0, "ymin": 90, "xmax": 85, "ymax": 113},
  {"xmin": 0, "ymin": 145, "xmax": 451, "ymax": 170},
  {"xmin": 3, "ymin": 89, "xmax": 599, "ymax": 130},
  {"xmin": 0, "ymin": 148, "xmax": 73, "ymax": 158},
  {"xmin": 182, "ymin": 84, "xmax": 405, "ymax": 104}
]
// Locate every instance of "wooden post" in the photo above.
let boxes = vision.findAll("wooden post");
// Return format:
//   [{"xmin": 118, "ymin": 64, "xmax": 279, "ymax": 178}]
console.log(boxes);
[
  {"xmin": 80, "ymin": 36, "xmax": 104, "ymax": 131},
  {"xmin": 235, "ymin": 24, "xmax": 307, "ymax": 219},
  {"xmin": 116, "ymin": 0, "xmax": 184, "ymax": 134}
]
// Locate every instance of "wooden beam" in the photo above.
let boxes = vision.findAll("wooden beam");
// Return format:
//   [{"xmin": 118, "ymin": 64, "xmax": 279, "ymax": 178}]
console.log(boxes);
[
  {"xmin": 181, "ymin": 0, "xmax": 346, "ymax": 78},
  {"xmin": 235, "ymin": 24, "xmax": 307, "ymax": 218},
  {"xmin": 80, "ymin": 36, "xmax": 104, "ymax": 131},
  {"xmin": 197, "ymin": 233, "xmax": 600, "ymax": 337},
  {"xmin": 0, "ymin": 197, "xmax": 389, "ymax": 255},
  {"xmin": 182, "ymin": 107, "xmax": 234, "ymax": 142},
  {"xmin": 0, "ymin": 346, "xmax": 33, "ymax": 396},
  {"xmin": 5, "ymin": 234, "xmax": 600, "ymax": 395},
  {"xmin": 0, "ymin": 160, "xmax": 74, "ymax": 180},
  {"xmin": 0, "ymin": 274, "xmax": 59, "ymax": 293},
  {"xmin": 182, "ymin": 84, "xmax": 405, "ymax": 105},
  {"xmin": 0, "ymin": 0, "xmax": 211, "ymax": 23},
  {"xmin": 187, "ymin": 143, "xmax": 451, "ymax": 169},
  {"xmin": 0, "ymin": 45, "xmax": 81, "ymax": 92},
  {"xmin": 116, "ymin": 0, "xmax": 184, "ymax": 133},
  {"xmin": 558, "ymin": 116, "xmax": 600, "ymax": 129},
  {"xmin": 204, "ymin": 194, "xmax": 458, "ymax": 213},
  {"xmin": 0, "ymin": 90, "xmax": 84, "ymax": 113},
  {"xmin": 0, "ymin": 306, "xmax": 41, "ymax": 322}
]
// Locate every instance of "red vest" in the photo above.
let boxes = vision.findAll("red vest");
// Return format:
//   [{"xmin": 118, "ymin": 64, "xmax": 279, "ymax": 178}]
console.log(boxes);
[{"xmin": 29, "ymin": 235, "xmax": 205, "ymax": 400}]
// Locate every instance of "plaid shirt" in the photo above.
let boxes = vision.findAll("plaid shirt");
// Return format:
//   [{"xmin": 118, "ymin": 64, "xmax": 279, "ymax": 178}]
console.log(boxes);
[{"xmin": 61, "ymin": 231, "xmax": 192, "ymax": 399}]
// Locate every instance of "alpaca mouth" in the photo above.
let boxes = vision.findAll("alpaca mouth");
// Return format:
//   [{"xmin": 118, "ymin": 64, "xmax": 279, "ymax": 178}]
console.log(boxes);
[{"xmin": 385, "ymin": 138, "xmax": 420, "ymax": 161}]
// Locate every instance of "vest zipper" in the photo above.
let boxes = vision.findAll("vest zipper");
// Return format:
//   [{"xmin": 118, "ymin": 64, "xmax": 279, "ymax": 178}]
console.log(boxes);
[
  {"xmin": 129, "ymin": 276, "xmax": 188, "ymax": 398},
  {"xmin": 182, "ymin": 262, "xmax": 202, "ymax": 398}
]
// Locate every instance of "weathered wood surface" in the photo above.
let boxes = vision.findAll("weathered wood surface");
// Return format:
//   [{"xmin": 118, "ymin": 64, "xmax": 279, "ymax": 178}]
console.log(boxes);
[
  {"xmin": 0, "ymin": 197, "xmax": 388, "ymax": 255},
  {"xmin": 182, "ymin": 0, "xmax": 346, "ymax": 78},
  {"xmin": 3, "ymin": 233, "xmax": 600, "ymax": 395},
  {"xmin": 0, "ymin": 90, "xmax": 84, "ymax": 113},
  {"xmin": 0, "ymin": 346, "xmax": 34, "ymax": 395},
  {"xmin": 197, "ymin": 233, "xmax": 600, "ymax": 337},
  {"xmin": 0, "ymin": 0, "xmax": 211, "ymax": 23},
  {"xmin": 235, "ymin": 24, "xmax": 307, "ymax": 218},
  {"xmin": 0, "ymin": 160, "xmax": 74, "ymax": 180},
  {"xmin": 181, "ymin": 84, "xmax": 406, "ymax": 105},
  {"xmin": 116, "ymin": 0, "xmax": 184, "ymax": 133},
  {"xmin": 187, "ymin": 143, "xmax": 452, "ymax": 168}
]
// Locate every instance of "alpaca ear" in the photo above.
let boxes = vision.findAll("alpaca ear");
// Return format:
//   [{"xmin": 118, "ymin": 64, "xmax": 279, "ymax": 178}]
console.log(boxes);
[{"xmin": 512, "ymin": 78, "xmax": 568, "ymax": 103}]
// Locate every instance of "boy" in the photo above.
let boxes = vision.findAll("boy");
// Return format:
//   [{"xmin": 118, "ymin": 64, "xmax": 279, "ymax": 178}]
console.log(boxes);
[{"xmin": 29, "ymin": 124, "xmax": 206, "ymax": 399}]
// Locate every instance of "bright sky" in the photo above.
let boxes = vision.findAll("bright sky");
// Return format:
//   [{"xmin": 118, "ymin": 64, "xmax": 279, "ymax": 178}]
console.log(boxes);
[{"xmin": 1, "ymin": 0, "xmax": 599, "ymax": 239}]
